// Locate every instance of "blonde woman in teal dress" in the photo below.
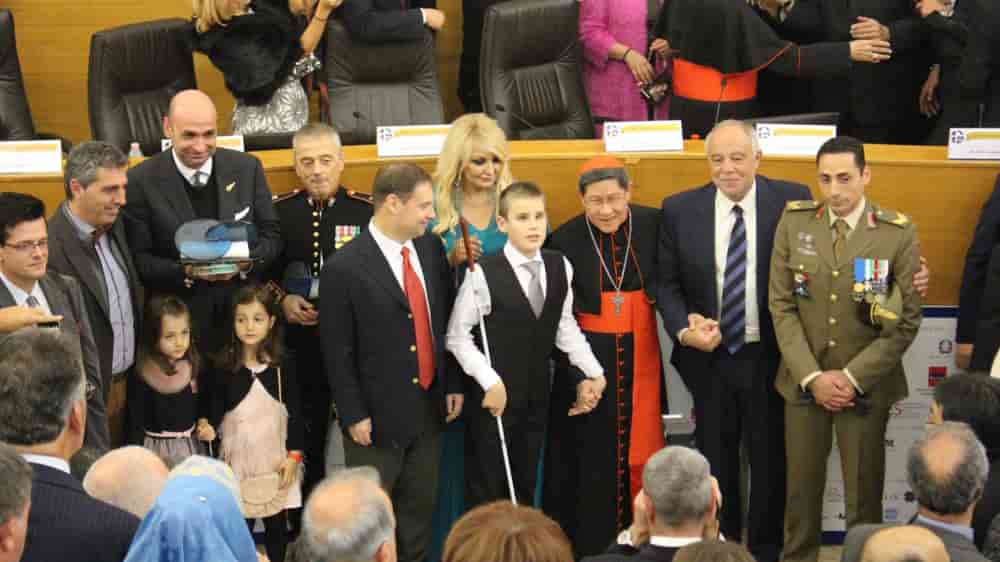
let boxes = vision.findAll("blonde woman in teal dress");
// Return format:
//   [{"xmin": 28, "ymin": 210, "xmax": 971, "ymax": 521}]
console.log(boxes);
[{"xmin": 428, "ymin": 113, "xmax": 513, "ymax": 562}]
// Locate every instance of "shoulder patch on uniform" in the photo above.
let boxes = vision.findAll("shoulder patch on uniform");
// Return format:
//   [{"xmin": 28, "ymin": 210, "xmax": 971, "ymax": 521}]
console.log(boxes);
[
  {"xmin": 272, "ymin": 189, "xmax": 302, "ymax": 203},
  {"xmin": 785, "ymin": 200, "xmax": 819, "ymax": 211},
  {"xmin": 873, "ymin": 206, "xmax": 910, "ymax": 228},
  {"xmin": 347, "ymin": 190, "xmax": 373, "ymax": 205}
]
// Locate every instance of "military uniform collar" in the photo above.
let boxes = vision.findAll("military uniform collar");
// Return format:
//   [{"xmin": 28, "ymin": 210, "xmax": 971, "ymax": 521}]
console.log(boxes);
[{"xmin": 827, "ymin": 197, "xmax": 867, "ymax": 231}]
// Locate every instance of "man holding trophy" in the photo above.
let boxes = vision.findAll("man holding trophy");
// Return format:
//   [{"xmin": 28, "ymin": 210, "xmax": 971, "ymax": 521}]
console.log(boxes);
[{"xmin": 769, "ymin": 135, "xmax": 923, "ymax": 562}]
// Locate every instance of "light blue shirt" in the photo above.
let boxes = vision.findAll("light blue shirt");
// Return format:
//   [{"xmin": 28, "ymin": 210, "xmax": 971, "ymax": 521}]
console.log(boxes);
[{"xmin": 916, "ymin": 514, "xmax": 975, "ymax": 542}]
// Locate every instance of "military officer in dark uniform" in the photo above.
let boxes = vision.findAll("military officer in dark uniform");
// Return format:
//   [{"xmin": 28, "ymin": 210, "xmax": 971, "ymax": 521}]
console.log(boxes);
[
  {"xmin": 769, "ymin": 136, "xmax": 923, "ymax": 562},
  {"xmin": 271, "ymin": 123, "xmax": 373, "ymax": 505}
]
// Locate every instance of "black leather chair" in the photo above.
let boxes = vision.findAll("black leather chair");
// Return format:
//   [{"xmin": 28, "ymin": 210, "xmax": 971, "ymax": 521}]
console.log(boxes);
[
  {"xmin": 745, "ymin": 112, "xmax": 841, "ymax": 126},
  {"xmin": 0, "ymin": 9, "xmax": 36, "ymax": 142},
  {"xmin": 88, "ymin": 19, "xmax": 196, "ymax": 156},
  {"xmin": 324, "ymin": 20, "xmax": 445, "ymax": 146},
  {"xmin": 480, "ymin": 0, "xmax": 594, "ymax": 140}
]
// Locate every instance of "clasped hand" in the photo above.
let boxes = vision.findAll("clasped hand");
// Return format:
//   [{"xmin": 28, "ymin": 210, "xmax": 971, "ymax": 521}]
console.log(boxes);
[
  {"xmin": 809, "ymin": 371, "xmax": 856, "ymax": 412},
  {"xmin": 683, "ymin": 313, "xmax": 721, "ymax": 352},
  {"xmin": 569, "ymin": 375, "xmax": 606, "ymax": 416}
]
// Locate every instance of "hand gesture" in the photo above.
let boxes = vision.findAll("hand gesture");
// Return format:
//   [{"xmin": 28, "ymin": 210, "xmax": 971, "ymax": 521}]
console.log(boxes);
[
  {"xmin": 649, "ymin": 38, "xmax": 672, "ymax": 60},
  {"xmin": 349, "ymin": 417, "xmax": 373, "ymax": 446},
  {"xmin": 624, "ymin": 50, "xmax": 654, "ymax": 84},
  {"xmin": 913, "ymin": 256, "xmax": 930, "ymax": 298},
  {"xmin": 850, "ymin": 16, "xmax": 890, "ymax": 40},
  {"xmin": 0, "ymin": 306, "xmax": 62, "ymax": 333},
  {"xmin": 809, "ymin": 371, "xmax": 855, "ymax": 412},
  {"xmin": 956, "ymin": 343, "xmax": 973, "ymax": 370},
  {"xmin": 569, "ymin": 375, "xmax": 606, "ymax": 416},
  {"xmin": 483, "ymin": 381, "xmax": 507, "ymax": 417},
  {"xmin": 282, "ymin": 295, "xmax": 318, "ymax": 326},
  {"xmin": 423, "ymin": 8, "xmax": 446, "ymax": 30},
  {"xmin": 196, "ymin": 419, "xmax": 216, "ymax": 442},
  {"xmin": 446, "ymin": 393, "xmax": 464, "ymax": 422},
  {"xmin": 919, "ymin": 66, "xmax": 941, "ymax": 116},
  {"xmin": 849, "ymin": 39, "xmax": 892, "ymax": 64},
  {"xmin": 278, "ymin": 455, "xmax": 300, "ymax": 488},
  {"xmin": 449, "ymin": 235, "xmax": 482, "ymax": 266},
  {"xmin": 683, "ymin": 313, "xmax": 721, "ymax": 352}
]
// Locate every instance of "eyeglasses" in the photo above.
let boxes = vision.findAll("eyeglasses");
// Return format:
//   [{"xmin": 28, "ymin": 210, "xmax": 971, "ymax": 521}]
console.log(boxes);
[
  {"xmin": 583, "ymin": 194, "xmax": 627, "ymax": 209},
  {"xmin": 4, "ymin": 239, "xmax": 48, "ymax": 253}
]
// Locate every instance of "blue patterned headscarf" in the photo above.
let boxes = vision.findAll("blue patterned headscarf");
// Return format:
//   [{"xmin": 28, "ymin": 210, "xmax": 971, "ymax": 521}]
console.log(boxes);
[{"xmin": 124, "ymin": 456, "xmax": 257, "ymax": 562}]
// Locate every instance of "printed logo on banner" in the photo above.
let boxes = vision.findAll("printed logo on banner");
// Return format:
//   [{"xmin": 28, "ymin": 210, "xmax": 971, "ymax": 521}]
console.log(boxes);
[
  {"xmin": 939, "ymin": 339, "xmax": 953, "ymax": 354},
  {"xmin": 884, "ymin": 439, "xmax": 895, "ymax": 448},
  {"xmin": 928, "ymin": 366, "xmax": 947, "ymax": 386},
  {"xmin": 884, "ymin": 508, "xmax": 898, "ymax": 521}
]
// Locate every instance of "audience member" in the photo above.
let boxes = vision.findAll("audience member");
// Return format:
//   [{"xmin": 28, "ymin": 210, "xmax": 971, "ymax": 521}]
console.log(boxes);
[
  {"xmin": 956, "ymin": 1, "xmax": 1000, "ymax": 130},
  {"xmin": 770, "ymin": 136, "xmax": 923, "ymax": 562},
  {"xmin": 916, "ymin": 0, "xmax": 978, "ymax": 145},
  {"xmin": 124, "ymin": 456, "xmax": 258, "ymax": 562},
  {"xmin": 321, "ymin": 163, "xmax": 463, "ymax": 562},
  {"xmin": 272, "ymin": 122, "xmax": 373, "ymax": 502},
  {"xmin": 47, "ymin": 141, "xmax": 143, "ymax": 448},
  {"xmin": 545, "ymin": 156, "xmax": 664, "ymax": 559},
  {"xmin": 123, "ymin": 89, "xmax": 282, "ymax": 357},
  {"xmin": 337, "ymin": 0, "xmax": 445, "ymax": 43},
  {"xmin": 443, "ymin": 501, "xmax": 573, "ymax": 562},
  {"xmin": 657, "ymin": 120, "xmax": 810, "ymax": 562},
  {"xmin": 0, "ymin": 442, "xmax": 31, "ymax": 562},
  {"xmin": 583, "ymin": 446, "xmax": 721, "ymax": 562},
  {"xmin": 0, "ymin": 192, "xmax": 110, "ymax": 451},
  {"xmin": 579, "ymin": 0, "xmax": 667, "ymax": 137},
  {"xmin": 673, "ymin": 541, "xmax": 757, "ymax": 562},
  {"xmin": 841, "ymin": 421, "xmax": 989, "ymax": 562},
  {"xmin": 957, "ymin": 173, "xmax": 1000, "ymax": 370},
  {"xmin": 192, "ymin": 0, "xmax": 342, "ymax": 136},
  {"xmin": 763, "ymin": 0, "xmax": 926, "ymax": 143},
  {"xmin": 856, "ymin": 526, "xmax": 949, "ymax": 562},
  {"xmin": 0, "ymin": 329, "xmax": 139, "ymax": 562},
  {"xmin": 927, "ymin": 372, "xmax": 1000, "ymax": 549},
  {"xmin": 82, "ymin": 446, "xmax": 169, "ymax": 518},
  {"xmin": 294, "ymin": 467, "xmax": 396, "ymax": 562},
  {"xmin": 69, "ymin": 446, "xmax": 103, "ymax": 482},
  {"xmin": 652, "ymin": 0, "xmax": 883, "ymax": 139}
]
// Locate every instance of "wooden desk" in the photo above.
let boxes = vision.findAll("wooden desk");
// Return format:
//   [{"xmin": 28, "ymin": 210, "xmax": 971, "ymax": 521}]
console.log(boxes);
[{"xmin": 2, "ymin": 140, "xmax": 995, "ymax": 305}]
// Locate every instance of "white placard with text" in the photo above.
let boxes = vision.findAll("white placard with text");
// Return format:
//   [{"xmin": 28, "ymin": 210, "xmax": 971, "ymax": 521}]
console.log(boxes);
[
  {"xmin": 0, "ymin": 140, "xmax": 62, "ymax": 174},
  {"xmin": 947, "ymin": 128, "xmax": 1000, "ymax": 160},
  {"xmin": 376, "ymin": 125, "xmax": 451, "ymax": 157},
  {"xmin": 603, "ymin": 120, "xmax": 684, "ymax": 153},
  {"xmin": 755, "ymin": 123, "xmax": 836, "ymax": 157},
  {"xmin": 162, "ymin": 135, "xmax": 245, "ymax": 153}
]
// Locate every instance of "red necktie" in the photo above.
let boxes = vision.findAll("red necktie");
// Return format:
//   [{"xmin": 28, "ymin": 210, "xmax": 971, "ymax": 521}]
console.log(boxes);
[{"xmin": 402, "ymin": 247, "xmax": 434, "ymax": 389}]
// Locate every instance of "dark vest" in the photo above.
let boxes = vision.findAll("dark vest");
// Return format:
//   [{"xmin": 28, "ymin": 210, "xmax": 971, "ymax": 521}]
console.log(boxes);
[
  {"xmin": 181, "ymin": 169, "xmax": 220, "ymax": 220},
  {"xmin": 477, "ymin": 249, "xmax": 567, "ymax": 402}
]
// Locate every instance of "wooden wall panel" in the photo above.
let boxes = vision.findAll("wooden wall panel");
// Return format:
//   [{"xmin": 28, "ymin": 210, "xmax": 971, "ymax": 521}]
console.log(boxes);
[{"xmin": 4, "ymin": 0, "xmax": 464, "ymax": 144}]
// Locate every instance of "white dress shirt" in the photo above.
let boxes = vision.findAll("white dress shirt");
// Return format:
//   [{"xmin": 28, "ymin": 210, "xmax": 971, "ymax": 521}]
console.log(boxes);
[
  {"xmin": 800, "ymin": 197, "xmax": 867, "ymax": 391},
  {"xmin": 368, "ymin": 220, "xmax": 432, "ymax": 323},
  {"xmin": 21, "ymin": 453, "xmax": 70, "ymax": 474},
  {"xmin": 0, "ymin": 270, "xmax": 51, "ymax": 314},
  {"xmin": 171, "ymin": 149, "xmax": 214, "ymax": 185},
  {"xmin": 447, "ymin": 242, "xmax": 604, "ymax": 390},
  {"xmin": 714, "ymin": 182, "xmax": 760, "ymax": 343}
]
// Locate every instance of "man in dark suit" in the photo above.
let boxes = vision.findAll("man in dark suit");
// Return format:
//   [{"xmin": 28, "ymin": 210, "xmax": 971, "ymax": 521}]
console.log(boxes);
[
  {"xmin": 657, "ymin": 120, "xmax": 811, "ymax": 562},
  {"xmin": 123, "ymin": 89, "xmax": 281, "ymax": 356},
  {"xmin": 47, "ymin": 141, "xmax": 143, "ymax": 448},
  {"xmin": 0, "ymin": 442, "xmax": 31, "ymax": 562},
  {"xmin": 321, "ymin": 163, "xmax": 463, "ymax": 562},
  {"xmin": 841, "ymin": 422, "xmax": 990, "ymax": 562},
  {"xmin": 0, "ymin": 192, "xmax": 109, "ymax": 451},
  {"xmin": 582, "ymin": 446, "xmax": 719, "ymax": 562},
  {"xmin": 956, "ymin": 174, "xmax": 1000, "ymax": 370},
  {"xmin": 337, "ymin": 0, "xmax": 445, "ymax": 44},
  {"xmin": 0, "ymin": 328, "xmax": 139, "ymax": 562}
]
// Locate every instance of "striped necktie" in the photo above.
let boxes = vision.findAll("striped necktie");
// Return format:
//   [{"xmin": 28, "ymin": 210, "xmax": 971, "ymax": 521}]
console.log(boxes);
[{"xmin": 721, "ymin": 205, "xmax": 746, "ymax": 355}]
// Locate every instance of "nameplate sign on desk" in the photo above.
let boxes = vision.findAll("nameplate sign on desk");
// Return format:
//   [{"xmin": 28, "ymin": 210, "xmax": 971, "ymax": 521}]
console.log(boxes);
[
  {"xmin": 0, "ymin": 140, "xmax": 62, "ymax": 174},
  {"xmin": 948, "ymin": 128, "xmax": 1000, "ymax": 160},
  {"xmin": 376, "ymin": 125, "xmax": 451, "ymax": 158},
  {"xmin": 162, "ymin": 135, "xmax": 245, "ymax": 153},
  {"xmin": 604, "ymin": 121, "xmax": 684, "ymax": 153},
  {"xmin": 755, "ymin": 124, "xmax": 836, "ymax": 157}
]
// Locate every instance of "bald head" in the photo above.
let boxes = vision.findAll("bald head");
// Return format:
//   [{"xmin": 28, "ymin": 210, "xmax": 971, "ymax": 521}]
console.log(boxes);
[
  {"xmin": 908, "ymin": 421, "xmax": 988, "ymax": 517},
  {"xmin": 164, "ymin": 89, "xmax": 218, "ymax": 170},
  {"xmin": 83, "ymin": 446, "xmax": 168, "ymax": 517},
  {"xmin": 300, "ymin": 467, "xmax": 396, "ymax": 562},
  {"xmin": 860, "ymin": 526, "xmax": 948, "ymax": 562}
]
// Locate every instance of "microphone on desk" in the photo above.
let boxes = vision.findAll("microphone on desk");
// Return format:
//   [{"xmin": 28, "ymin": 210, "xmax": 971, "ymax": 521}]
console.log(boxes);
[
  {"xmin": 979, "ymin": 103, "xmax": 987, "ymax": 128},
  {"xmin": 352, "ymin": 110, "xmax": 376, "ymax": 144},
  {"xmin": 494, "ymin": 104, "xmax": 539, "ymax": 131},
  {"xmin": 713, "ymin": 77, "xmax": 728, "ymax": 129}
]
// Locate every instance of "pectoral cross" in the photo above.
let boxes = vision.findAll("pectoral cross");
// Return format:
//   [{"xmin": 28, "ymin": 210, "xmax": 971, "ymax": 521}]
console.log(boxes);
[{"xmin": 612, "ymin": 292, "xmax": 625, "ymax": 316}]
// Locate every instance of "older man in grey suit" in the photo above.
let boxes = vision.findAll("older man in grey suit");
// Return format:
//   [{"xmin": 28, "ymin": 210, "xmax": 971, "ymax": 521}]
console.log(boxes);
[
  {"xmin": 842, "ymin": 421, "xmax": 990, "ymax": 562},
  {"xmin": 0, "ymin": 192, "xmax": 109, "ymax": 451}
]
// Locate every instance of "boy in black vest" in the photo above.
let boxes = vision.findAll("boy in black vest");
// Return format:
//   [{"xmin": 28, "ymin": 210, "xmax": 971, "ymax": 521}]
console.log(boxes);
[{"xmin": 446, "ymin": 181, "xmax": 607, "ymax": 507}]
